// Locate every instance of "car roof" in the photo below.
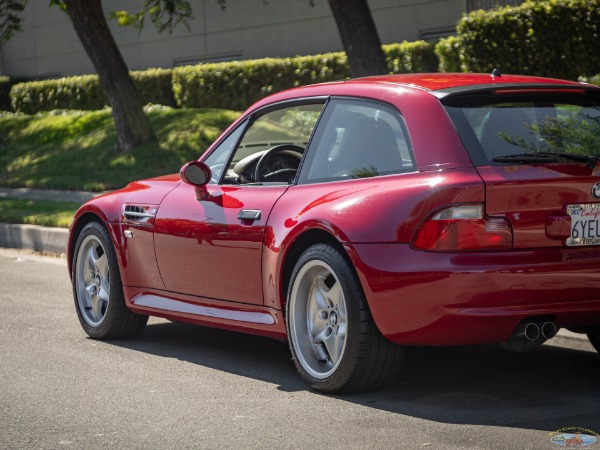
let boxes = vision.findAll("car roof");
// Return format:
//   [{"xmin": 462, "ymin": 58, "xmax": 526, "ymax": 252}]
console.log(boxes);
[
  {"xmin": 247, "ymin": 72, "xmax": 599, "ymax": 112},
  {"xmin": 344, "ymin": 72, "xmax": 582, "ymax": 91}
]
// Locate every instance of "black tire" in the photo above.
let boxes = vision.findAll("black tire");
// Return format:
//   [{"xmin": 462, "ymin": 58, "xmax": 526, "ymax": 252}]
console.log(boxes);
[
  {"xmin": 286, "ymin": 243, "xmax": 404, "ymax": 393},
  {"xmin": 588, "ymin": 333, "xmax": 600, "ymax": 353},
  {"xmin": 72, "ymin": 221, "xmax": 148, "ymax": 339}
]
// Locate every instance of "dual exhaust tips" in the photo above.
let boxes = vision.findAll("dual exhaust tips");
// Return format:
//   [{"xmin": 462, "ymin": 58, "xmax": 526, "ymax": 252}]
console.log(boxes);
[
  {"xmin": 519, "ymin": 321, "xmax": 557, "ymax": 341},
  {"xmin": 501, "ymin": 320, "xmax": 557, "ymax": 352}
]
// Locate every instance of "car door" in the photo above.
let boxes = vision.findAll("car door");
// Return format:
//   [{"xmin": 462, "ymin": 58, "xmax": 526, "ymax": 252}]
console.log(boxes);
[{"xmin": 154, "ymin": 101, "xmax": 325, "ymax": 305}]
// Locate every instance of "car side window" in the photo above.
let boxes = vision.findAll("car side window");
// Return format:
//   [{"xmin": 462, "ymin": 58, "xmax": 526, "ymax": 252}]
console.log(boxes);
[
  {"xmin": 299, "ymin": 99, "xmax": 415, "ymax": 184},
  {"xmin": 202, "ymin": 121, "xmax": 246, "ymax": 184},
  {"xmin": 221, "ymin": 102, "xmax": 325, "ymax": 184}
]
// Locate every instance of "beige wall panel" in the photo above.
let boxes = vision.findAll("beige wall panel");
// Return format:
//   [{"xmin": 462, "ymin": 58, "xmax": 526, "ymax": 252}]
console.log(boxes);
[{"xmin": 0, "ymin": 0, "xmax": 472, "ymax": 78}]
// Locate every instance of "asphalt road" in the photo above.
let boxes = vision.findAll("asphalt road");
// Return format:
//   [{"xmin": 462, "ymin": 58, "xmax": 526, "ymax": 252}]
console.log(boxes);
[{"xmin": 1, "ymin": 248, "xmax": 600, "ymax": 450}]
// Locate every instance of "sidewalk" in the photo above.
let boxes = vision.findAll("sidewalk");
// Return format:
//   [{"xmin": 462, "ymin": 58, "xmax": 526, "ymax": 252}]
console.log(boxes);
[
  {"xmin": 0, "ymin": 187, "xmax": 99, "ymax": 203},
  {"xmin": 0, "ymin": 187, "xmax": 101, "ymax": 254}
]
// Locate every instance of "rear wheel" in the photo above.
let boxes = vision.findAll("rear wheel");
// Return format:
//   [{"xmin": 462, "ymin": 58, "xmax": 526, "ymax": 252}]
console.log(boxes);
[
  {"xmin": 286, "ymin": 243, "xmax": 404, "ymax": 393},
  {"xmin": 72, "ymin": 221, "xmax": 148, "ymax": 339}
]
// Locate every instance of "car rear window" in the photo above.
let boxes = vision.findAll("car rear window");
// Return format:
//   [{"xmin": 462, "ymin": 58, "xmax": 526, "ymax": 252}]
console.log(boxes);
[{"xmin": 442, "ymin": 92, "xmax": 600, "ymax": 166}]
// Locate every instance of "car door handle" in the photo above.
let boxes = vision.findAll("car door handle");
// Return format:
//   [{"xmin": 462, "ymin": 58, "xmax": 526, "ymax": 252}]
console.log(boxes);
[{"xmin": 238, "ymin": 209, "xmax": 262, "ymax": 221}]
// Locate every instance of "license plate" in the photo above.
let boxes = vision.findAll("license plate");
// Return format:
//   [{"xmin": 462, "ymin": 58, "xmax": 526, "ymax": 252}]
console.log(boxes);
[{"xmin": 567, "ymin": 203, "xmax": 600, "ymax": 246}]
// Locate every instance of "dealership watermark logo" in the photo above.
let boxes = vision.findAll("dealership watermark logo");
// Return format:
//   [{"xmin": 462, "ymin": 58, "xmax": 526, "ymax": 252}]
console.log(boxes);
[
  {"xmin": 549, "ymin": 427, "xmax": 599, "ymax": 446},
  {"xmin": 592, "ymin": 182, "xmax": 600, "ymax": 200}
]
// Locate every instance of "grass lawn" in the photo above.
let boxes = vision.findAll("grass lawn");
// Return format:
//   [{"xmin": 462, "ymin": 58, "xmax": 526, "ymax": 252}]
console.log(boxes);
[
  {"xmin": 0, "ymin": 106, "xmax": 240, "ymax": 191},
  {"xmin": 0, "ymin": 198, "xmax": 81, "ymax": 228}
]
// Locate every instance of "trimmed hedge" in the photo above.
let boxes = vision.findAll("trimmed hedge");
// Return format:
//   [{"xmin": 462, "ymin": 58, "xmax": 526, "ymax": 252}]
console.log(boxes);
[
  {"xmin": 11, "ymin": 68, "xmax": 175, "ymax": 114},
  {"xmin": 172, "ymin": 41, "xmax": 437, "ymax": 109},
  {"xmin": 8, "ymin": 41, "xmax": 435, "ymax": 113},
  {"xmin": 437, "ymin": 0, "xmax": 600, "ymax": 80},
  {"xmin": 171, "ymin": 54, "xmax": 348, "ymax": 111},
  {"xmin": 434, "ymin": 35, "xmax": 465, "ymax": 73}
]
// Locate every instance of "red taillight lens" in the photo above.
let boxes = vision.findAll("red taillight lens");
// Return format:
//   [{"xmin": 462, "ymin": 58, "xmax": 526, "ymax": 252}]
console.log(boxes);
[{"xmin": 412, "ymin": 205, "xmax": 512, "ymax": 251}]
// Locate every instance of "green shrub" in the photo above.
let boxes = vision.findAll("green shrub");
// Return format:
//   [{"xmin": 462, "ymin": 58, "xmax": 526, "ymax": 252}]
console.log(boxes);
[
  {"xmin": 131, "ymin": 68, "xmax": 176, "ymax": 107},
  {"xmin": 172, "ymin": 53, "xmax": 350, "ymax": 110},
  {"xmin": 579, "ymin": 73, "xmax": 600, "ymax": 85},
  {"xmin": 435, "ymin": 35, "xmax": 466, "ymax": 73},
  {"xmin": 10, "ymin": 69, "xmax": 175, "ymax": 114},
  {"xmin": 9, "ymin": 41, "xmax": 437, "ymax": 113},
  {"xmin": 11, "ymin": 75, "xmax": 107, "ymax": 114},
  {"xmin": 456, "ymin": 0, "xmax": 600, "ymax": 80},
  {"xmin": 384, "ymin": 41, "xmax": 439, "ymax": 74},
  {"xmin": 173, "ymin": 41, "xmax": 437, "ymax": 109}
]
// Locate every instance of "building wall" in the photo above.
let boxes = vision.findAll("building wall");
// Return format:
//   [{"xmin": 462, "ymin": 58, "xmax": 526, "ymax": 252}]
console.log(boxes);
[{"xmin": 0, "ymin": 0, "xmax": 470, "ymax": 78}]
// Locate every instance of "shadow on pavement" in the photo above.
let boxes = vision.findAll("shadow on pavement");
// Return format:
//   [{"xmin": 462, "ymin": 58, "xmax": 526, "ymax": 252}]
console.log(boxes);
[{"xmin": 108, "ymin": 320, "xmax": 600, "ymax": 433}]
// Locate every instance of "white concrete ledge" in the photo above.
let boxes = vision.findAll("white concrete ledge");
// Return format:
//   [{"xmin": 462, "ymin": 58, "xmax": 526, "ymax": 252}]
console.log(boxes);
[{"xmin": 0, "ymin": 222, "xmax": 69, "ymax": 254}]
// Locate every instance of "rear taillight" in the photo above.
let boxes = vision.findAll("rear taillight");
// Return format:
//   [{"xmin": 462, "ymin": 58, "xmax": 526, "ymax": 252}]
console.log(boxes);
[{"xmin": 412, "ymin": 204, "xmax": 512, "ymax": 251}]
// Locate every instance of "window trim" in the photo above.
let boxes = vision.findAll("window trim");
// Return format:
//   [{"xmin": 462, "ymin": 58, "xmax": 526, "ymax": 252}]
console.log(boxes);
[
  {"xmin": 201, "ymin": 119, "xmax": 249, "ymax": 184},
  {"xmin": 212, "ymin": 97, "xmax": 329, "ymax": 186},
  {"xmin": 296, "ymin": 96, "xmax": 417, "ymax": 185}
]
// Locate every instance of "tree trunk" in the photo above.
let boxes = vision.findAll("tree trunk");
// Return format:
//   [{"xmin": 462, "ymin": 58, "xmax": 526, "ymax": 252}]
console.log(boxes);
[
  {"xmin": 63, "ymin": 0, "xmax": 155, "ymax": 152},
  {"xmin": 328, "ymin": 0, "xmax": 388, "ymax": 78}
]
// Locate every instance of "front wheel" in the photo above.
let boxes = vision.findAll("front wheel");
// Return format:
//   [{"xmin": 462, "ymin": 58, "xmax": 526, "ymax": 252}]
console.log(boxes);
[
  {"xmin": 286, "ymin": 243, "xmax": 404, "ymax": 393},
  {"xmin": 72, "ymin": 221, "xmax": 148, "ymax": 339}
]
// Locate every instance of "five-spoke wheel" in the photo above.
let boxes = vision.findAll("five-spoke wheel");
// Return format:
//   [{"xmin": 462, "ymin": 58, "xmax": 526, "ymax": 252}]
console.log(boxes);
[
  {"xmin": 288, "ymin": 259, "xmax": 348, "ymax": 379},
  {"xmin": 287, "ymin": 243, "xmax": 404, "ymax": 393},
  {"xmin": 72, "ymin": 221, "xmax": 147, "ymax": 339},
  {"xmin": 75, "ymin": 234, "xmax": 110, "ymax": 327}
]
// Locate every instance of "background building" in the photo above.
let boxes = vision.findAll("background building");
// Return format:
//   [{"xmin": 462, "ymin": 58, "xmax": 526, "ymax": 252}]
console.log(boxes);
[{"xmin": 0, "ymin": 0, "xmax": 522, "ymax": 79}]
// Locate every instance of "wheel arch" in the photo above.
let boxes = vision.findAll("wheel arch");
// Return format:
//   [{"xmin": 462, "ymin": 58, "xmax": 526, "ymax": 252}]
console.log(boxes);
[
  {"xmin": 68, "ymin": 211, "xmax": 114, "ymax": 278},
  {"xmin": 279, "ymin": 228, "xmax": 353, "ymax": 314}
]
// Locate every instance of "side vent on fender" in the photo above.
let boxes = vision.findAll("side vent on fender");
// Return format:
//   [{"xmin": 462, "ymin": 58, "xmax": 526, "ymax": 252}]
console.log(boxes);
[{"xmin": 123, "ymin": 204, "xmax": 156, "ymax": 225}]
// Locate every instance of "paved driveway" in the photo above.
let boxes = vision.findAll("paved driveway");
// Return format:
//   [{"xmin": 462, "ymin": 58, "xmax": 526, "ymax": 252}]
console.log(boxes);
[{"xmin": 1, "ymin": 249, "xmax": 599, "ymax": 449}]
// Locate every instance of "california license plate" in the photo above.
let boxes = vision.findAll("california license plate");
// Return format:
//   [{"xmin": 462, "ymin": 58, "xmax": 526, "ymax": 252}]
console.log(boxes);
[{"xmin": 567, "ymin": 203, "xmax": 600, "ymax": 246}]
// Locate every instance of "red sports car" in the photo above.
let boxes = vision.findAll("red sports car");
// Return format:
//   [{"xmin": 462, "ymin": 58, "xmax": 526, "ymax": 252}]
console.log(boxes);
[{"xmin": 68, "ymin": 72, "xmax": 600, "ymax": 393}]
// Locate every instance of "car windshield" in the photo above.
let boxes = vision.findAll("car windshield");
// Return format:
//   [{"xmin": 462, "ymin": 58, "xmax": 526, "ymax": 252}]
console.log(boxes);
[{"xmin": 442, "ymin": 93, "xmax": 600, "ymax": 166}]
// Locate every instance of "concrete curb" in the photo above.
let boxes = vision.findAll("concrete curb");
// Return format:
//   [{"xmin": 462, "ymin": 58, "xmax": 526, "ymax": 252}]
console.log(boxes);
[
  {"xmin": 0, "ymin": 187, "xmax": 100, "ymax": 203},
  {"xmin": 0, "ymin": 222, "xmax": 68, "ymax": 254}
]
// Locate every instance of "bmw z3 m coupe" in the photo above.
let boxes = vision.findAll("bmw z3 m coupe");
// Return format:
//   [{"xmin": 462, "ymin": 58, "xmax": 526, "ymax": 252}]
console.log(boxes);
[{"xmin": 69, "ymin": 72, "xmax": 600, "ymax": 393}]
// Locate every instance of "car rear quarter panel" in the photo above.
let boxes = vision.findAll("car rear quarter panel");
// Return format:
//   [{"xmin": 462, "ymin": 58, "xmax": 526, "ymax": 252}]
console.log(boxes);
[{"xmin": 263, "ymin": 168, "xmax": 486, "ymax": 311}]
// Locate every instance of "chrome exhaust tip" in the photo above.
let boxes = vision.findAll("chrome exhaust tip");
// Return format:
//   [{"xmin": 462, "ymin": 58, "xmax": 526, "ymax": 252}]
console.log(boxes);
[
  {"xmin": 541, "ymin": 322, "xmax": 557, "ymax": 339},
  {"xmin": 523, "ymin": 322, "xmax": 540, "ymax": 341}
]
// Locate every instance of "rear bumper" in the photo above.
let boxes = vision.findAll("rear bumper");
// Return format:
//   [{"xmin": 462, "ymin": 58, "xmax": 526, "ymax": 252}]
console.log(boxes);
[{"xmin": 347, "ymin": 243, "xmax": 600, "ymax": 346}]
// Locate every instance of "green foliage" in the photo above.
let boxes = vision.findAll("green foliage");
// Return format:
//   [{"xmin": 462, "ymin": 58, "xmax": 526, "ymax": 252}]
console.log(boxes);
[
  {"xmin": 10, "ymin": 69, "xmax": 175, "ymax": 113},
  {"xmin": 131, "ymin": 68, "xmax": 176, "ymax": 107},
  {"xmin": 0, "ymin": 0, "xmax": 27, "ymax": 42},
  {"xmin": 0, "ymin": 107, "xmax": 239, "ymax": 191},
  {"xmin": 7, "ymin": 39, "xmax": 436, "ymax": 114},
  {"xmin": 11, "ymin": 75, "xmax": 107, "ymax": 114},
  {"xmin": 172, "ymin": 53, "xmax": 349, "ymax": 110},
  {"xmin": 172, "ymin": 41, "xmax": 437, "ymax": 109},
  {"xmin": 0, "ymin": 198, "xmax": 79, "ymax": 228},
  {"xmin": 580, "ymin": 73, "xmax": 600, "ymax": 85},
  {"xmin": 384, "ymin": 41, "xmax": 439, "ymax": 74},
  {"xmin": 435, "ymin": 35, "xmax": 466, "ymax": 73},
  {"xmin": 8, "ymin": 40, "xmax": 435, "ymax": 113},
  {"xmin": 111, "ymin": 0, "xmax": 194, "ymax": 33},
  {"xmin": 454, "ymin": 0, "xmax": 600, "ymax": 79}
]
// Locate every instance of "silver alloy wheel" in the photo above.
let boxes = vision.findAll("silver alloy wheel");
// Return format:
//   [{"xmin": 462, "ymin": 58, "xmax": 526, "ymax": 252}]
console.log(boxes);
[
  {"xmin": 289, "ymin": 260, "xmax": 348, "ymax": 379},
  {"xmin": 75, "ymin": 234, "xmax": 110, "ymax": 327}
]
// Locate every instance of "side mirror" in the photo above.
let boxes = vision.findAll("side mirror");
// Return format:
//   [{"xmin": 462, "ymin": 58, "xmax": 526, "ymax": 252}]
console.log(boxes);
[{"xmin": 180, "ymin": 161, "xmax": 211, "ymax": 186}]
